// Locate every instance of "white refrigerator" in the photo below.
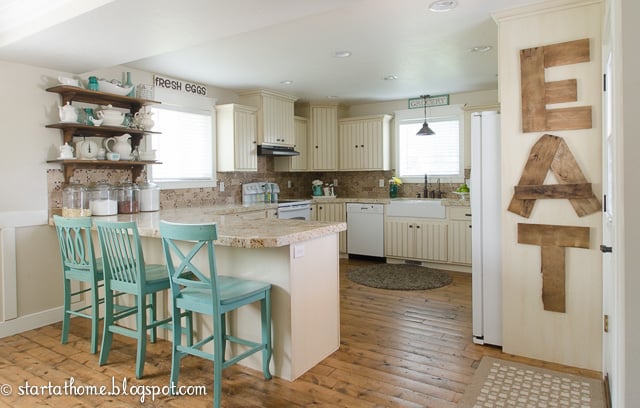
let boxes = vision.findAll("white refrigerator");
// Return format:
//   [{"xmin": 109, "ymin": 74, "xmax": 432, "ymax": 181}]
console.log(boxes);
[{"xmin": 470, "ymin": 110, "xmax": 502, "ymax": 346}]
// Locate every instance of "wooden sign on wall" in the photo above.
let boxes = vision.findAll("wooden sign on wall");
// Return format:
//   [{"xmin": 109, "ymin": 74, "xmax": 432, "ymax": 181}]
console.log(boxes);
[
  {"xmin": 520, "ymin": 38, "xmax": 592, "ymax": 132},
  {"xmin": 508, "ymin": 134, "xmax": 601, "ymax": 218},
  {"xmin": 518, "ymin": 223, "xmax": 590, "ymax": 313}
]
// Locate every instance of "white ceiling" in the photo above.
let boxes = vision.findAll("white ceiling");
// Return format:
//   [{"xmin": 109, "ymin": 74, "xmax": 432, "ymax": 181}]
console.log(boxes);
[{"xmin": 0, "ymin": 0, "xmax": 540, "ymax": 104}]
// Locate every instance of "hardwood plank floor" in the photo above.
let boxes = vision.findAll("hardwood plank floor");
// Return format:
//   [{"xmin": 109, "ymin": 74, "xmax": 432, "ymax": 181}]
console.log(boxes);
[{"xmin": 0, "ymin": 258, "xmax": 601, "ymax": 407}]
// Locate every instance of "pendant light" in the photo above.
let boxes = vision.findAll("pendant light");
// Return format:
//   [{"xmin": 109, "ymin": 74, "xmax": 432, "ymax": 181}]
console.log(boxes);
[{"xmin": 416, "ymin": 94, "xmax": 436, "ymax": 135}]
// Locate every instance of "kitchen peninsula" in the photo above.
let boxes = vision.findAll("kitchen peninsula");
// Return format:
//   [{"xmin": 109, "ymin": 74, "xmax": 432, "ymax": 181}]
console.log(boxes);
[{"xmin": 71, "ymin": 206, "xmax": 346, "ymax": 382}]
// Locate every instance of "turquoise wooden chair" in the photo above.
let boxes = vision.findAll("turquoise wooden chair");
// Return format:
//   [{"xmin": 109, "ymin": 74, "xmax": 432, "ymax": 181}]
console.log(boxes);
[
  {"xmin": 159, "ymin": 221, "xmax": 272, "ymax": 408},
  {"xmin": 53, "ymin": 215, "xmax": 103, "ymax": 354},
  {"xmin": 95, "ymin": 220, "xmax": 192, "ymax": 379}
]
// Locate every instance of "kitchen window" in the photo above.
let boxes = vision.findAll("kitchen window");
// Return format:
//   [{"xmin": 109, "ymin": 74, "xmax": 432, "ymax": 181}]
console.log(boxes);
[
  {"xmin": 145, "ymin": 88, "xmax": 217, "ymax": 188},
  {"xmin": 394, "ymin": 105, "xmax": 464, "ymax": 182}
]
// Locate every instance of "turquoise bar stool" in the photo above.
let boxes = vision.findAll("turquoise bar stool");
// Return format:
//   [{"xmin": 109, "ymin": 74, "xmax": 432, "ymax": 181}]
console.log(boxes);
[
  {"xmin": 53, "ymin": 215, "xmax": 103, "ymax": 354},
  {"xmin": 95, "ymin": 220, "xmax": 192, "ymax": 379},
  {"xmin": 159, "ymin": 221, "xmax": 272, "ymax": 408}
]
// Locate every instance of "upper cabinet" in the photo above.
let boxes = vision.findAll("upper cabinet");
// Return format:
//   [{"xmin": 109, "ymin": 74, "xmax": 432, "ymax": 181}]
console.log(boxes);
[
  {"xmin": 238, "ymin": 89, "xmax": 297, "ymax": 146},
  {"xmin": 339, "ymin": 114, "xmax": 391, "ymax": 171},
  {"xmin": 274, "ymin": 116, "xmax": 308, "ymax": 172},
  {"xmin": 216, "ymin": 103, "xmax": 258, "ymax": 172},
  {"xmin": 294, "ymin": 103, "xmax": 345, "ymax": 171},
  {"xmin": 46, "ymin": 85, "xmax": 161, "ymax": 183}
]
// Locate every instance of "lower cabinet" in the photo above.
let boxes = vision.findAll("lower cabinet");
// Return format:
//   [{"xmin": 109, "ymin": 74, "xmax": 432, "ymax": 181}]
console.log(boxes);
[
  {"xmin": 448, "ymin": 207, "xmax": 472, "ymax": 264},
  {"xmin": 313, "ymin": 202, "xmax": 347, "ymax": 253},
  {"xmin": 385, "ymin": 217, "xmax": 448, "ymax": 262}
]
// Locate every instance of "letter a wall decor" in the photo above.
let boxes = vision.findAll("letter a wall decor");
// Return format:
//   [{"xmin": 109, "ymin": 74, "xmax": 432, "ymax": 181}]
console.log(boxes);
[
  {"xmin": 508, "ymin": 134, "xmax": 600, "ymax": 218},
  {"xmin": 520, "ymin": 38, "xmax": 592, "ymax": 132}
]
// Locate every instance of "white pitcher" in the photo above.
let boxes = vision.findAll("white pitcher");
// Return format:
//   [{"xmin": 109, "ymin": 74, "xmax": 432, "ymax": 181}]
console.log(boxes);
[{"xmin": 103, "ymin": 134, "xmax": 132, "ymax": 158}]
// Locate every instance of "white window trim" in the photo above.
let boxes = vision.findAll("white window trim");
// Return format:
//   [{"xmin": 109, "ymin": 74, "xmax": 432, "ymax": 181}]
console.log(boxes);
[
  {"xmin": 145, "ymin": 88, "xmax": 217, "ymax": 189},
  {"xmin": 393, "ymin": 104, "xmax": 465, "ymax": 184}
]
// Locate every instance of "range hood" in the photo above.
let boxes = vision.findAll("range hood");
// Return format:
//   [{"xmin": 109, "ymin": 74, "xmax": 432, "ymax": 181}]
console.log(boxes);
[{"xmin": 257, "ymin": 143, "xmax": 300, "ymax": 156}]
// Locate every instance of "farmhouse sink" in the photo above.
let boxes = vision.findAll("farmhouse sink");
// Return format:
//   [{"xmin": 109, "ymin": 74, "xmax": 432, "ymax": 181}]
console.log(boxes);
[{"xmin": 386, "ymin": 199, "xmax": 446, "ymax": 219}]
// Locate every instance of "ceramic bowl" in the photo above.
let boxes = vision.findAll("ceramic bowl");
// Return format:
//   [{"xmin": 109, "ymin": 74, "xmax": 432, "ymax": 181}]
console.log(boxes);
[
  {"xmin": 98, "ymin": 80, "xmax": 134, "ymax": 96},
  {"xmin": 58, "ymin": 76, "xmax": 80, "ymax": 87},
  {"xmin": 106, "ymin": 152, "xmax": 121, "ymax": 161}
]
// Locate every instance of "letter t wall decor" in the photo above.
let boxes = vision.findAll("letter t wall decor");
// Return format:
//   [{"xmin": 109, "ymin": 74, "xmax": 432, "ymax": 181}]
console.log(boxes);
[{"xmin": 520, "ymin": 38, "xmax": 592, "ymax": 132}]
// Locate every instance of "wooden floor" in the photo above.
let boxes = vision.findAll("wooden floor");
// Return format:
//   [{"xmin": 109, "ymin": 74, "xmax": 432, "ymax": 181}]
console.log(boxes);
[{"xmin": 0, "ymin": 258, "xmax": 601, "ymax": 407}]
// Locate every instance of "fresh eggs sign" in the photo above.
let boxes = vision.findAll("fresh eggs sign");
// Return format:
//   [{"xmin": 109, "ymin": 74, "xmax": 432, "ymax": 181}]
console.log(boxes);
[{"xmin": 153, "ymin": 74, "xmax": 207, "ymax": 97}]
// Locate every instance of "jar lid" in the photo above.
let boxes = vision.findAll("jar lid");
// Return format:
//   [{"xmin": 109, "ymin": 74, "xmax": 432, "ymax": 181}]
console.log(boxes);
[
  {"xmin": 119, "ymin": 181, "xmax": 139, "ymax": 191},
  {"xmin": 89, "ymin": 182, "xmax": 112, "ymax": 191},
  {"xmin": 137, "ymin": 179, "xmax": 158, "ymax": 190},
  {"xmin": 63, "ymin": 182, "xmax": 87, "ymax": 192}
]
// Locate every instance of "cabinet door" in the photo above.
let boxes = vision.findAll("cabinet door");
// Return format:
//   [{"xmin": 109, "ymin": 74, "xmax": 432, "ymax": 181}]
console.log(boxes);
[
  {"xmin": 361, "ymin": 119, "xmax": 384, "ymax": 170},
  {"xmin": 262, "ymin": 94, "xmax": 295, "ymax": 145},
  {"xmin": 338, "ymin": 115, "xmax": 390, "ymax": 171},
  {"xmin": 316, "ymin": 202, "xmax": 346, "ymax": 252},
  {"xmin": 234, "ymin": 109, "xmax": 258, "ymax": 171},
  {"xmin": 291, "ymin": 116, "xmax": 308, "ymax": 170},
  {"xmin": 310, "ymin": 106, "xmax": 338, "ymax": 170},
  {"xmin": 414, "ymin": 221, "xmax": 448, "ymax": 262},
  {"xmin": 339, "ymin": 120, "xmax": 362, "ymax": 170},
  {"xmin": 448, "ymin": 220, "xmax": 472, "ymax": 264},
  {"xmin": 385, "ymin": 218, "xmax": 413, "ymax": 258}
]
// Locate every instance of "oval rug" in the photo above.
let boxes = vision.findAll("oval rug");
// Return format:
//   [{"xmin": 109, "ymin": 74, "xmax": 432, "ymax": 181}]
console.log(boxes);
[{"xmin": 347, "ymin": 263, "xmax": 453, "ymax": 290}]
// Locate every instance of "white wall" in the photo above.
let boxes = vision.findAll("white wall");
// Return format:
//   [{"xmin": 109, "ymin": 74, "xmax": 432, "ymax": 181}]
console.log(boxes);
[{"xmin": 495, "ymin": 1, "xmax": 603, "ymax": 370}]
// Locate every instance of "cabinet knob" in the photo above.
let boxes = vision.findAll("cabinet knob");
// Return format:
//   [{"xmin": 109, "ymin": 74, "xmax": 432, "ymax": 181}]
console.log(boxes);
[
  {"xmin": 409, "ymin": 225, "xmax": 413, "ymax": 228},
  {"xmin": 360, "ymin": 144, "xmax": 364, "ymax": 148},
  {"xmin": 416, "ymin": 225, "xmax": 420, "ymax": 229},
  {"xmin": 355, "ymin": 145, "xmax": 358, "ymax": 148},
  {"xmin": 315, "ymin": 145, "xmax": 319, "ymax": 148}
]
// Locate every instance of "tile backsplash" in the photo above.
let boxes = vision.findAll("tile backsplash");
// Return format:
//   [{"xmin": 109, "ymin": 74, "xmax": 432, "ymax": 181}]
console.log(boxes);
[{"xmin": 47, "ymin": 156, "xmax": 469, "ymax": 212}]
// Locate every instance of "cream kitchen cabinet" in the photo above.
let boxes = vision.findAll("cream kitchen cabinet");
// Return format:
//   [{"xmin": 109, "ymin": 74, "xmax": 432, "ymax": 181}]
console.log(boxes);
[
  {"xmin": 308, "ymin": 105, "xmax": 340, "ymax": 171},
  {"xmin": 216, "ymin": 104, "xmax": 257, "ymax": 171},
  {"xmin": 447, "ymin": 206, "xmax": 472, "ymax": 265},
  {"xmin": 385, "ymin": 217, "xmax": 448, "ymax": 262},
  {"xmin": 274, "ymin": 116, "xmax": 308, "ymax": 172},
  {"xmin": 239, "ymin": 89, "xmax": 297, "ymax": 146},
  {"xmin": 314, "ymin": 202, "xmax": 347, "ymax": 253},
  {"xmin": 339, "ymin": 114, "xmax": 391, "ymax": 170}
]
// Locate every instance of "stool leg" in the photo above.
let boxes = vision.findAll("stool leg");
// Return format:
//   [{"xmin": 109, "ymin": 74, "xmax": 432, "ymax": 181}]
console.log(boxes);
[
  {"xmin": 61, "ymin": 278, "xmax": 71, "ymax": 345},
  {"xmin": 99, "ymin": 290, "xmax": 114, "ymax": 366},
  {"xmin": 213, "ymin": 315, "xmax": 224, "ymax": 408},
  {"xmin": 149, "ymin": 293, "xmax": 157, "ymax": 343},
  {"xmin": 135, "ymin": 293, "xmax": 148, "ymax": 379},
  {"xmin": 90, "ymin": 280, "xmax": 100, "ymax": 354},
  {"xmin": 169, "ymin": 303, "xmax": 182, "ymax": 392},
  {"xmin": 261, "ymin": 291, "xmax": 272, "ymax": 380}
]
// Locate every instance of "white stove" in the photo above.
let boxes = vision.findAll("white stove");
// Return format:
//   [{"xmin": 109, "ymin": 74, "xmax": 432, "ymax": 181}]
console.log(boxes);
[{"xmin": 242, "ymin": 182, "xmax": 311, "ymax": 220}]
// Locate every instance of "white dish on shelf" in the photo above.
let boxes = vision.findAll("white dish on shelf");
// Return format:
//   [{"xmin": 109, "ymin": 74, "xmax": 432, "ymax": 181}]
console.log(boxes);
[
  {"xmin": 97, "ymin": 80, "xmax": 134, "ymax": 96},
  {"xmin": 56, "ymin": 156, "xmax": 76, "ymax": 160},
  {"xmin": 58, "ymin": 76, "xmax": 81, "ymax": 87}
]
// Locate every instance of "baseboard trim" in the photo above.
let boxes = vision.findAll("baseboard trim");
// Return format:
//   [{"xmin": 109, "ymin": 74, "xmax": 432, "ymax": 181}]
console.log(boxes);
[{"xmin": 0, "ymin": 306, "xmax": 63, "ymax": 338}]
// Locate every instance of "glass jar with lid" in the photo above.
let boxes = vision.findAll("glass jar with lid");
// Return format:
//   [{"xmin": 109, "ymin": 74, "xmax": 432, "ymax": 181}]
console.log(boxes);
[
  {"xmin": 137, "ymin": 180, "xmax": 160, "ymax": 212},
  {"xmin": 89, "ymin": 182, "xmax": 117, "ymax": 216},
  {"xmin": 62, "ymin": 183, "xmax": 91, "ymax": 217},
  {"xmin": 117, "ymin": 182, "xmax": 140, "ymax": 214}
]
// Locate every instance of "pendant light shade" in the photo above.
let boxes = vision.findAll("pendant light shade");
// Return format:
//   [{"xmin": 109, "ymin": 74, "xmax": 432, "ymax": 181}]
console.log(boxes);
[{"xmin": 416, "ymin": 94, "xmax": 436, "ymax": 136}]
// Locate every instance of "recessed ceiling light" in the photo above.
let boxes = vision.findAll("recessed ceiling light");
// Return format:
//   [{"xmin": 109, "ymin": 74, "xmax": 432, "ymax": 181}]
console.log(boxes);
[
  {"xmin": 280, "ymin": 80, "xmax": 294, "ymax": 85},
  {"xmin": 429, "ymin": 0, "xmax": 457, "ymax": 12},
  {"xmin": 470, "ymin": 45, "xmax": 493, "ymax": 53},
  {"xmin": 334, "ymin": 51, "xmax": 352, "ymax": 58},
  {"xmin": 384, "ymin": 75, "xmax": 398, "ymax": 81}
]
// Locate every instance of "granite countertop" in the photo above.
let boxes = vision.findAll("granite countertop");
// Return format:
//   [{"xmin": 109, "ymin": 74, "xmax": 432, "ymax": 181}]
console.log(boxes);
[
  {"xmin": 65, "ymin": 206, "xmax": 345, "ymax": 249},
  {"xmin": 309, "ymin": 196, "xmax": 470, "ymax": 206}
]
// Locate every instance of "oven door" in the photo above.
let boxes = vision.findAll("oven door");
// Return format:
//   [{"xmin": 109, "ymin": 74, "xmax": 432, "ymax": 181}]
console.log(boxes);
[{"xmin": 277, "ymin": 204, "xmax": 311, "ymax": 220}]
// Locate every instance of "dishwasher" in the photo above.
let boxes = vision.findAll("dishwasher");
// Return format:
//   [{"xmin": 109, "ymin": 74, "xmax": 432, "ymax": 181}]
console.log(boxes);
[{"xmin": 346, "ymin": 203, "xmax": 385, "ymax": 258}]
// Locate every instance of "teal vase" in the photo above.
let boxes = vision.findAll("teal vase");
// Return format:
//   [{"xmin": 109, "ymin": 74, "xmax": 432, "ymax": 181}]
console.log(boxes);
[{"xmin": 389, "ymin": 182, "xmax": 398, "ymax": 198}]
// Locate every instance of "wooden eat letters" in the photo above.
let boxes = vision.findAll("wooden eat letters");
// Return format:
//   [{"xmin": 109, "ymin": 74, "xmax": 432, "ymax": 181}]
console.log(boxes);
[
  {"xmin": 518, "ymin": 223, "xmax": 590, "ymax": 313},
  {"xmin": 508, "ymin": 134, "xmax": 601, "ymax": 218},
  {"xmin": 520, "ymin": 38, "xmax": 592, "ymax": 132}
]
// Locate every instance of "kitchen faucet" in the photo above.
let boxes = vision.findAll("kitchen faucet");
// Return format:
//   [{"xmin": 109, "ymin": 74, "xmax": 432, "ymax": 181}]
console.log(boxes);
[{"xmin": 423, "ymin": 174, "xmax": 429, "ymax": 198}]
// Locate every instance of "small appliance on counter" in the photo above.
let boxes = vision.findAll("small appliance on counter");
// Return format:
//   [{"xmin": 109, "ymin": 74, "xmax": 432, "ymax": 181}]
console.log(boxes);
[{"xmin": 312, "ymin": 179, "xmax": 323, "ymax": 196}]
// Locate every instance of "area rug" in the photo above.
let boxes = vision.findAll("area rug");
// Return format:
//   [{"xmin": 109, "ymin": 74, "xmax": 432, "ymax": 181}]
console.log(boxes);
[
  {"xmin": 347, "ymin": 263, "xmax": 452, "ymax": 290},
  {"xmin": 458, "ymin": 356, "xmax": 604, "ymax": 408}
]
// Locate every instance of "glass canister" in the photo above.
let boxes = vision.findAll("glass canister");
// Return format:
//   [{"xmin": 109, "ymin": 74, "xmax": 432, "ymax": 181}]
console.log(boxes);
[
  {"xmin": 62, "ymin": 183, "xmax": 91, "ymax": 217},
  {"xmin": 117, "ymin": 182, "xmax": 140, "ymax": 214},
  {"xmin": 137, "ymin": 180, "xmax": 160, "ymax": 212},
  {"xmin": 89, "ymin": 182, "xmax": 117, "ymax": 216}
]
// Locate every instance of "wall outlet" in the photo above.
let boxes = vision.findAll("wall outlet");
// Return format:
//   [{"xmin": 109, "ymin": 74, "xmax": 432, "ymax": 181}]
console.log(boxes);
[
  {"xmin": 379, "ymin": 179, "xmax": 385, "ymax": 187},
  {"xmin": 287, "ymin": 180, "xmax": 292, "ymax": 188},
  {"xmin": 219, "ymin": 181, "xmax": 225, "ymax": 192},
  {"xmin": 294, "ymin": 244, "xmax": 305, "ymax": 258},
  {"xmin": 333, "ymin": 179, "xmax": 338, "ymax": 186}
]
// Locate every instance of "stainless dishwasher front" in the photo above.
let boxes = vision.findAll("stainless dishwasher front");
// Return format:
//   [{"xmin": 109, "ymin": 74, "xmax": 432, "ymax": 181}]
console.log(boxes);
[{"xmin": 346, "ymin": 203, "xmax": 384, "ymax": 257}]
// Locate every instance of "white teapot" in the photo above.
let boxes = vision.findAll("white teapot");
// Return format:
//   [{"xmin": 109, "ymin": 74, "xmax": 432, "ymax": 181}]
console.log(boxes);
[
  {"xmin": 134, "ymin": 110, "xmax": 154, "ymax": 130},
  {"xmin": 96, "ymin": 104, "xmax": 125, "ymax": 126},
  {"xmin": 103, "ymin": 134, "xmax": 132, "ymax": 158},
  {"xmin": 58, "ymin": 142, "xmax": 74, "ymax": 159},
  {"xmin": 58, "ymin": 102, "xmax": 78, "ymax": 123}
]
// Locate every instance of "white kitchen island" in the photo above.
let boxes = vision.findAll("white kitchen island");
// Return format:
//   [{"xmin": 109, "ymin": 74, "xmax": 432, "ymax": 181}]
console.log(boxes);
[{"xmin": 84, "ymin": 207, "xmax": 346, "ymax": 382}]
